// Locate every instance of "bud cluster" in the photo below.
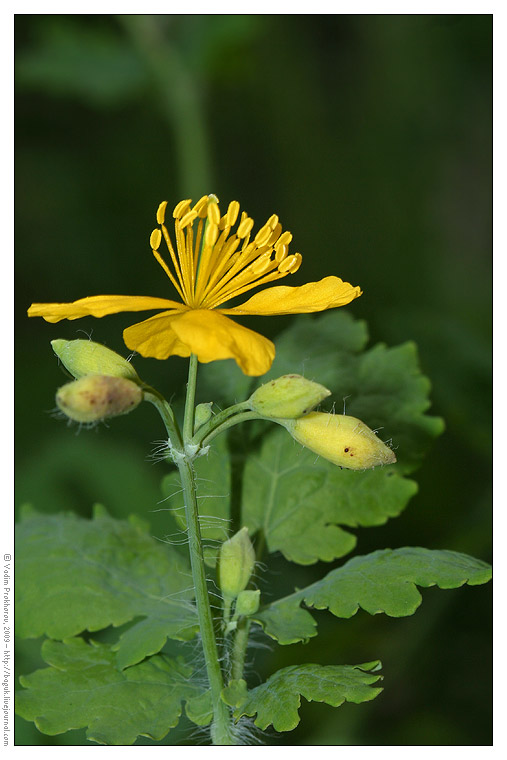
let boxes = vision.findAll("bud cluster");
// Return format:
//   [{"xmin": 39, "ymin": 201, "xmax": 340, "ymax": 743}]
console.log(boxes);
[{"xmin": 52, "ymin": 339, "xmax": 144, "ymax": 423}]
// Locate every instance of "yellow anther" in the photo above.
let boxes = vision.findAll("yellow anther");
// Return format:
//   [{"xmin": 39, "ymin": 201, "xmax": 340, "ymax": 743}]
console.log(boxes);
[
  {"xmin": 179, "ymin": 209, "xmax": 198, "ymax": 229},
  {"xmin": 207, "ymin": 200, "xmax": 221, "ymax": 225},
  {"xmin": 276, "ymin": 231, "xmax": 293, "ymax": 247},
  {"xmin": 278, "ymin": 254, "xmax": 300, "ymax": 273},
  {"xmin": 267, "ymin": 213, "xmax": 279, "ymax": 229},
  {"xmin": 237, "ymin": 216, "xmax": 254, "ymax": 239},
  {"xmin": 227, "ymin": 201, "xmax": 240, "ymax": 227},
  {"xmin": 251, "ymin": 252, "xmax": 272, "ymax": 275},
  {"xmin": 274, "ymin": 244, "xmax": 288, "ymax": 263},
  {"xmin": 268, "ymin": 223, "xmax": 283, "ymax": 246},
  {"xmin": 156, "ymin": 201, "xmax": 168, "ymax": 225},
  {"xmin": 173, "ymin": 199, "xmax": 192, "ymax": 219},
  {"xmin": 205, "ymin": 223, "xmax": 219, "ymax": 247},
  {"xmin": 291, "ymin": 253, "xmax": 303, "ymax": 272},
  {"xmin": 150, "ymin": 229, "xmax": 162, "ymax": 251},
  {"xmin": 222, "ymin": 236, "xmax": 240, "ymax": 258},
  {"xmin": 193, "ymin": 195, "xmax": 209, "ymax": 218},
  {"xmin": 254, "ymin": 224, "xmax": 272, "ymax": 247}
]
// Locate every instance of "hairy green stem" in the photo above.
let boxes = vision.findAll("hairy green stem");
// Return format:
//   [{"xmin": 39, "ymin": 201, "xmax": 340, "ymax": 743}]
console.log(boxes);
[
  {"xmin": 191, "ymin": 401, "xmax": 252, "ymax": 447},
  {"xmin": 231, "ymin": 617, "xmax": 251, "ymax": 682},
  {"xmin": 143, "ymin": 388, "xmax": 182, "ymax": 447},
  {"xmin": 178, "ymin": 356, "xmax": 234, "ymax": 745},
  {"xmin": 183, "ymin": 354, "xmax": 199, "ymax": 442},
  {"xmin": 200, "ymin": 411, "xmax": 262, "ymax": 448},
  {"xmin": 177, "ymin": 458, "xmax": 234, "ymax": 745}
]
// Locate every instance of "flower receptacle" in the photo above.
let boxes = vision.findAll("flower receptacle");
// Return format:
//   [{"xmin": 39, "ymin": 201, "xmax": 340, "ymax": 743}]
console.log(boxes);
[
  {"xmin": 283, "ymin": 412, "xmax": 396, "ymax": 470},
  {"xmin": 51, "ymin": 339, "xmax": 141, "ymax": 383},
  {"xmin": 217, "ymin": 527, "xmax": 256, "ymax": 600},
  {"xmin": 249, "ymin": 374, "xmax": 331, "ymax": 419},
  {"xmin": 56, "ymin": 375, "xmax": 143, "ymax": 424}
]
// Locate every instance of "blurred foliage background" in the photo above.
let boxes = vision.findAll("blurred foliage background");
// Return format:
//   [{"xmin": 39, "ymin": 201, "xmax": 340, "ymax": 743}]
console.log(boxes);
[{"xmin": 15, "ymin": 14, "xmax": 492, "ymax": 746}]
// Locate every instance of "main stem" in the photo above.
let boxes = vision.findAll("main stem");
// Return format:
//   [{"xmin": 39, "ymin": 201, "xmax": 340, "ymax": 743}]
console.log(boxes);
[{"xmin": 180, "ymin": 356, "xmax": 234, "ymax": 745}]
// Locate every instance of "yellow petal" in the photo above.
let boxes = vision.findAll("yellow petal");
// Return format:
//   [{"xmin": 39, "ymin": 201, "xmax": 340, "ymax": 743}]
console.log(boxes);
[
  {"xmin": 123, "ymin": 311, "xmax": 192, "ymax": 360},
  {"xmin": 220, "ymin": 276, "xmax": 362, "ymax": 316},
  {"xmin": 27, "ymin": 295, "xmax": 184, "ymax": 323},
  {"xmin": 170, "ymin": 310, "xmax": 275, "ymax": 376},
  {"xmin": 124, "ymin": 309, "xmax": 275, "ymax": 375}
]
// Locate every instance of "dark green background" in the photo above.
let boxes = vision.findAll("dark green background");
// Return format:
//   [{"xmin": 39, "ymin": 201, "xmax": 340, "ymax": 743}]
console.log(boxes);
[{"xmin": 15, "ymin": 14, "xmax": 492, "ymax": 746}]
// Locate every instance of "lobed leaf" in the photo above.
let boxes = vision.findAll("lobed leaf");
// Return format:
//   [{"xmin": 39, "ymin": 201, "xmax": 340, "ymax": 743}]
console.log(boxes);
[
  {"xmin": 254, "ymin": 548, "xmax": 492, "ymax": 644},
  {"xmin": 16, "ymin": 638, "xmax": 198, "ymax": 745},
  {"xmin": 222, "ymin": 661, "xmax": 383, "ymax": 732},
  {"xmin": 15, "ymin": 508, "xmax": 198, "ymax": 668},
  {"xmin": 242, "ymin": 426, "xmax": 418, "ymax": 564}
]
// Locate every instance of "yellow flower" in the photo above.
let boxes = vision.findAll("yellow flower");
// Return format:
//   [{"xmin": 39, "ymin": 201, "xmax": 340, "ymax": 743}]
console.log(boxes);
[{"xmin": 28, "ymin": 195, "xmax": 362, "ymax": 376}]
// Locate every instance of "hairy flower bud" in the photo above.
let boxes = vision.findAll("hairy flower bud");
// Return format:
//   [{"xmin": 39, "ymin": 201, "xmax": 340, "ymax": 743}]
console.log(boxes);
[
  {"xmin": 235, "ymin": 589, "xmax": 260, "ymax": 617},
  {"xmin": 283, "ymin": 412, "xmax": 396, "ymax": 470},
  {"xmin": 51, "ymin": 339, "xmax": 140, "ymax": 383},
  {"xmin": 194, "ymin": 402, "xmax": 213, "ymax": 431},
  {"xmin": 56, "ymin": 375, "xmax": 143, "ymax": 423},
  {"xmin": 217, "ymin": 527, "xmax": 256, "ymax": 600},
  {"xmin": 249, "ymin": 374, "xmax": 331, "ymax": 419}
]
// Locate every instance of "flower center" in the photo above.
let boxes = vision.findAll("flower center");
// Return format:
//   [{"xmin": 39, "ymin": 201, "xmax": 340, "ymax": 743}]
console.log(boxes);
[{"xmin": 149, "ymin": 195, "xmax": 302, "ymax": 310}]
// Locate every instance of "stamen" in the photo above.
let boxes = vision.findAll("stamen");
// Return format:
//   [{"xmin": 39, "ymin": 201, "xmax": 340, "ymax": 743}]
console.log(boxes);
[
  {"xmin": 173, "ymin": 221, "xmax": 193, "ymax": 303},
  {"xmin": 251, "ymin": 252, "xmax": 272, "ymax": 275},
  {"xmin": 279, "ymin": 253, "xmax": 301, "ymax": 273},
  {"xmin": 268, "ymin": 222, "xmax": 283, "ymax": 246},
  {"xmin": 179, "ymin": 209, "xmax": 198, "ymax": 229},
  {"xmin": 150, "ymin": 229, "xmax": 162, "ymax": 251},
  {"xmin": 254, "ymin": 223, "xmax": 272, "ymax": 247},
  {"xmin": 173, "ymin": 199, "xmax": 192, "ymax": 219},
  {"xmin": 237, "ymin": 216, "xmax": 254, "ymax": 239},
  {"xmin": 227, "ymin": 201, "xmax": 240, "ymax": 227},
  {"xmin": 207, "ymin": 201, "xmax": 221, "ymax": 226},
  {"xmin": 161, "ymin": 223, "xmax": 187, "ymax": 301},
  {"xmin": 152, "ymin": 249, "xmax": 186, "ymax": 301},
  {"xmin": 156, "ymin": 202, "xmax": 168, "ymax": 225},
  {"xmin": 274, "ymin": 244, "xmax": 288, "ymax": 264},
  {"xmin": 192, "ymin": 195, "xmax": 209, "ymax": 218},
  {"xmin": 276, "ymin": 231, "xmax": 293, "ymax": 247},
  {"xmin": 205, "ymin": 223, "xmax": 219, "ymax": 247}
]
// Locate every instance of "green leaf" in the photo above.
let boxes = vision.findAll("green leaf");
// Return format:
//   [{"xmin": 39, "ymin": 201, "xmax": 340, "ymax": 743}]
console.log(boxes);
[
  {"xmin": 16, "ymin": 638, "xmax": 197, "ymax": 745},
  {"xmin": 263, "ymin": 310, "xmax": 369, "ymax": 389},
  {"xmin": 185, "ymin": 690, "xmax": 213, "ymax": 727},
  {"xmin": 222, "ymin": 661, "xmax": 383, "ymax": 732},
  {"xmin": 161, "ymin": 434, "xmax": 231, "ymax": 566},
  {"xmin": 243, "ymin": 427, "xmax": 418, "ymax": 564},
  {"xmin": 15, "ymin": 509, "xmax": 198, "ymax": 668},
  {"xmin": 255, "ymin": 548, "xmax": 492, "ymax": 644}
]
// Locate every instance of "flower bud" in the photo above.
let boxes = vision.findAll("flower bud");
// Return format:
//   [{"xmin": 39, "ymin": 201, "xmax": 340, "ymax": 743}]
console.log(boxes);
[
  {"xmin": 284, "ymin": 412, "xmax": 396, "ymax": 470},
  {"xmin": 217, "ymin": 527, "xmax": 256, "ymax": 600},
  {"xmin": 51, "ymin": 339, "xmax": 140, "ymax": 383},
  {"xmin": 249, "ymin": 374, "xmax": 331, "ymax": 419},
  {"xmin": 235, "ymin": 589, "xmax": 260, "ymax": 617},
  {"xmin": 194, "ymin": 402, "xmax": 213, "ymax": 431},
  {"xmin": 56, "ymin": 375, "xmax": 143, "ymax": 424}
]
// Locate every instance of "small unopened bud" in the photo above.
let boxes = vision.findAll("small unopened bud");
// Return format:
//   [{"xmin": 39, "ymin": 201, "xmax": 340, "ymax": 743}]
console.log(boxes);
[
  {"xmin": 56, "ymin": 375, "xmax": 143, "ymax": 423},
  {"xmin": 194, "ymin": 402, "xmax": 213, "ymax": 431},
  {"xmin": 51, "ymin": 339, "xmax": 140, "ymax": 383},
  {"xmin": 235, "ymin": 589, "xmax": 260, "ymax": 617},
  {"xmin": 249, "ymin": 374, "xmax": 331, "ymax": 419},
  {"xmin": 218, "ymin": 527, "xmax": 255, "ymax": 600},
  {"xmin": 284, "ymin": 412, "xmax": 396, "ymax": 470}
]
